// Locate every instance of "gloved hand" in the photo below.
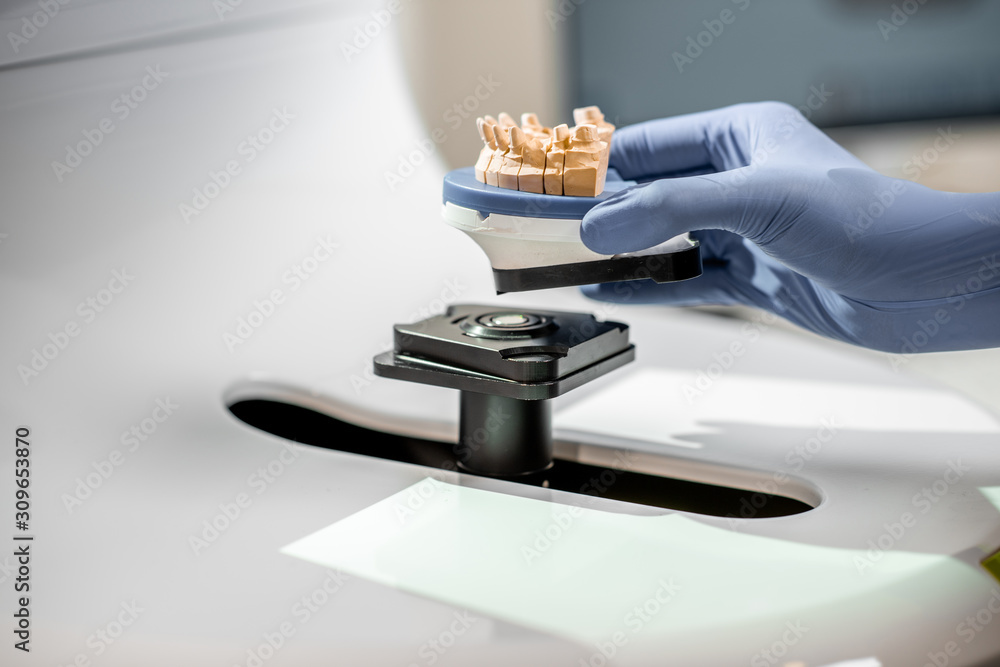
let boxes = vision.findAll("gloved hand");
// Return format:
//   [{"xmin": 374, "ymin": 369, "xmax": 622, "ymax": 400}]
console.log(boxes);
[{"xmin": 581, "ymin": 102, "xmax": 1000, "ymax": 354}]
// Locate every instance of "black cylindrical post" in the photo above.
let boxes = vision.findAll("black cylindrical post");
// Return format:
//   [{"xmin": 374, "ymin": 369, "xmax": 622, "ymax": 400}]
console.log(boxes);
[{"xmin": 457, "ymin": 392, "xmax": 552, "ymax": 477}]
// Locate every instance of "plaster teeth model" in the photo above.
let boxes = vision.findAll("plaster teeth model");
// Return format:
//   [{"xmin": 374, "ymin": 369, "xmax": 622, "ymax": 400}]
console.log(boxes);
[
  {"xmin": 484, "ymin": 119, "xmax": 505, "ymax": 186},
  {"xmin": 543, "ymin": 123, "xmax": 571, "ymax": 195},
  {"xmin": 563, "ymin": 124, "xmax": 608, "ymax": 197},
  {"xmin": 511, "ymin": 125, "xmax": 546, "ymax": 194},
  {"xmin": 495, "ymin": 125, "xmax": 521, "ymax": 191},
  {"xmin": 520, "ymin": 112, "xmax": 551, "ymax": 141},
  {"xmin": 496, "ymin": 111, "xmax": 517, "ymax": 129},
  {"xmin": 473, "ymin": 106, "xmax": 612, "ymax": 196},
  {"xmin": 474, "ymin": 118, "xmax": 496, "ymax": 183},
  {"xmin": 572, "ymin": 104, "xmax": 615, "ymax": 144}
]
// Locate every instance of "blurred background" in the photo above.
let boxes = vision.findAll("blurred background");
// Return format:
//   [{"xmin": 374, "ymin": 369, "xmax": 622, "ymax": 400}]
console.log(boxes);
[{"xmin": 398, "ymin": 0, "xmax": 1000, "ymax": 189}]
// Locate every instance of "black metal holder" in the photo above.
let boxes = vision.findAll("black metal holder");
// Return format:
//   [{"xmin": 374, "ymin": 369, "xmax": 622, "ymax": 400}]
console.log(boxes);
[
  {"xmin": 492, "ymin": 242, "xmax": 703, "ymax": 294},
  {"xmin": 373, "ymin": 304, "xmax": 634, "ymax": 477},
  {"xmin": 458, "ymin": 393, "xmax": 552, "ymax": 477}
]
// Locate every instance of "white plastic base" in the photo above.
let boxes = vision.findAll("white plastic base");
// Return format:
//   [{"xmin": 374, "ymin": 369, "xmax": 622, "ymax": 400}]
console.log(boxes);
[{"xmin": 442, "ymin": 202, "xmax": 693, "ymax": 270}]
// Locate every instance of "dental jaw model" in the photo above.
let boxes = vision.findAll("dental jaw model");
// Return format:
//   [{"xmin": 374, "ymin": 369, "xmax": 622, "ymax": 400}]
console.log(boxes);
[
  {"xmin": 496, "ymin": 111, "xmax": 517, "ymax": 130},
  {"xmin": 520, "ymin": 112, "xmax": 551, "ymax": 141},
  {"xmin": 480, "ymin": 116, "xmax": 548, "ymax": 194},
  {"xmin": 474, "ymin": 108, "xmax": 609, "ymax": 197},
  {"xmin": 496, "ymin": 124, "xmax": 521, "ymax": 190},
  {"xmin": 544, "ymin": 124, "xmax": 570, "ymax": 195},
  {"xmin": 510, "ymin": 126, "xmax": 546, "ymax": 194},
  {"xmin": 483, "ymin": 119, "xmax": 505, "ymax": 186},
  {"xmin": 474, "ymin": 118, "xmax": 496, "ymax": 183},
  {"xmin": 563, "ymin": 124, "xmax": 608, "ymax": 197},
  {"xmin": 444, "ymin": 105, "xmax": 701, "ymax": 293},
  {"xmin": 572, "ymin": 105, "xmax": 615, "ymax": 144},
  {"xmin": 570, "ymin": 107, "xmax": 613, "ymax": 193}
]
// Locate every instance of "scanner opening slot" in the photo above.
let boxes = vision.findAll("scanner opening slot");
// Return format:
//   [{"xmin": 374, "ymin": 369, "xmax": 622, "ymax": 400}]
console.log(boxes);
[{"xmin": 228, "ymin": 398, "xmax": 813, "ymax": 518}]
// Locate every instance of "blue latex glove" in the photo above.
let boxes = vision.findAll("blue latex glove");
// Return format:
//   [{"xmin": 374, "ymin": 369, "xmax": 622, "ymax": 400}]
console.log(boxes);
[{"xmin": 581, "ymin": 102, "xmax": 1000, "ymax": 354}]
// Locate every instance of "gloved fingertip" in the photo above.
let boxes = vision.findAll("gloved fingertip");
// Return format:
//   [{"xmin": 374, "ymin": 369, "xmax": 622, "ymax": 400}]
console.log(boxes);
[
  {"xmin": 579, "ymin": 283, "xmax": 608, "ymax": 300},
  {"xmin": 579, "ymin": 215, "xmax": 612, "ymax": 254},
  {"xmin": 580, "ymin": 197, "xmax": 631, "ymax": 254}
]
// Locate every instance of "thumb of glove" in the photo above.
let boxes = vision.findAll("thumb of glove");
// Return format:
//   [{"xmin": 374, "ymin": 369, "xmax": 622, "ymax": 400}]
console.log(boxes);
[{"xmin": 581, "ymin": 170, "xmax": 774, "ymax": 255}]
